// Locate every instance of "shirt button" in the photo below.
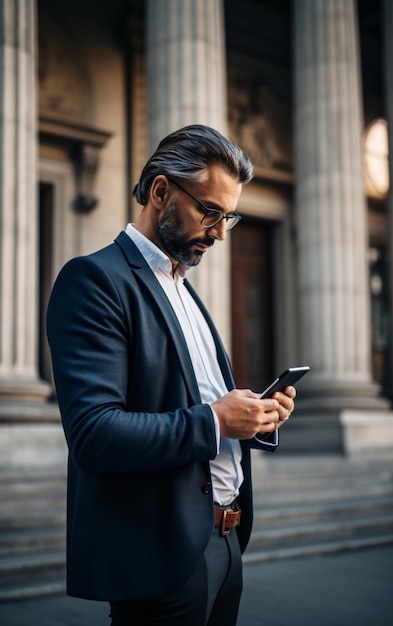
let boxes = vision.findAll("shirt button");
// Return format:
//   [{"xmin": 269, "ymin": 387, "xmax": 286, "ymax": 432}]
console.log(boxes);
[{"xmin": 201, "ymin": 482, "xmax": 212, "ymax": 494}]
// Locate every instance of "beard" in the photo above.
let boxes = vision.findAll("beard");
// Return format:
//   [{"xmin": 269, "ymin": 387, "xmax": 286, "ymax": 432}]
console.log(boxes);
[{"xmin": 157, "ymin": 201, "xmax": 214, "ymax": 267}]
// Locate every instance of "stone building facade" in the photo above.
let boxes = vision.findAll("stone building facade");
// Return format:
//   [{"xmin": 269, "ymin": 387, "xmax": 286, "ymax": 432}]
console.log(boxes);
[{"xmin": 1, "ymin": 0, "xmax": 393, "ymax": 466}]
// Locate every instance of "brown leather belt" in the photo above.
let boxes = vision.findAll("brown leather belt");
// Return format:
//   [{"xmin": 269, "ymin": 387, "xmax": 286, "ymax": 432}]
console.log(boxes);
[{"xmin": 214, "ymin": 503, "xmax": 241, "ymax": 536}]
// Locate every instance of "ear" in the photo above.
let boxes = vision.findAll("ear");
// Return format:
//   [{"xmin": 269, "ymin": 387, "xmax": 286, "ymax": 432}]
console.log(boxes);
[{"xmin": 149, "ymin": 175, "xmax": 171, "ymax": 211}]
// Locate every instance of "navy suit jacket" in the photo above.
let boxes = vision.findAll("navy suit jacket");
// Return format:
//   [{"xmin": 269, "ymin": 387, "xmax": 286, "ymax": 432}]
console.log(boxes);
[{"xmin": 46, "ymin": 231, "xmax": 276, "ymax": 601}]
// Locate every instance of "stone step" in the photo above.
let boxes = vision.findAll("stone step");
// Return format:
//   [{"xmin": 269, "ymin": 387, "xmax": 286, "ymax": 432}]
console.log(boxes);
[
  {"xmin": 0, "ymin": 469, "xmax": 66, "ymax": 485},
  {"xmin": 0, "ymin": 527, "xmax": 66, "ymax": 556},
  {"xmin": 253, "ymin": 484, "xmax": 393, "ymax": 508},
  {"xmin": 0, "ymin": 550, "xmax": 65, "ymax": 582},
  {"xmin": 253, "ymin": 467, "xmax": 393, "ymax": 491},
  {"xmin": 254, "ymin": 458, "xmax": 393, "ymax": 476},
  {"xmin": 251, "ymin": 452, "xmax": 392, "ymax": 471},
  {"xmin": 0, "ymin": 508, "xmax": 66, "ymax": 531},
  {"xmin": 1, "ymin": 495, "xmax": 66, "ymax": 514},
  {"xmin": 0, "ymin": 481, "xmax": 66, "ymax": 500},
  {"xmin": 0, "ymin": 575, "xmax": 66, "ymax": 602},
  {"xmin": 0, "ymin": 468, "xmax": 66, "ymax": 481},
  {"xmin": 248, "ymin": 513, "xmax": 393, "ymax": 550},
  {"xmin": 243, "ymin": 534, "xmax": 393, "ymax": 565},
  {"xmin": 252, "ymin": 495, "xmax": 393, "ymax": 524},
  {"xmin": 250, "ymin": 454, "xmax": 393, "ymax": 483}
]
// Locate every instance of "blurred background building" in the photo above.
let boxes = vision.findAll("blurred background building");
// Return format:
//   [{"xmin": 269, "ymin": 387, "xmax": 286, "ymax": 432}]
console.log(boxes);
[{"xmin": 1, "ymin": 0, "xmax": 393, "ymax": 467}]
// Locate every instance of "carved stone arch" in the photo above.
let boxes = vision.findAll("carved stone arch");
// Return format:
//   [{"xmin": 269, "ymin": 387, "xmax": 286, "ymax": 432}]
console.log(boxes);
[{"xmin": 38, "ymin": 8, "xmax": 112, "ymax": 212}]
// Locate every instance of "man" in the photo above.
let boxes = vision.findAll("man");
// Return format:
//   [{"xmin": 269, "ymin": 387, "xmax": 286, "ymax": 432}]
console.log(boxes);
[{"xmin": 47, "ymin": 125, "xmax": 295, "ymax": 625}]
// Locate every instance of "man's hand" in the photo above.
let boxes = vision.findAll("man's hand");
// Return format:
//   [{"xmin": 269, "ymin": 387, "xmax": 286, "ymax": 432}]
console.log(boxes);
[{"xmin": 211, "ymin": 386, "xmax": 296, "ymax": 440}]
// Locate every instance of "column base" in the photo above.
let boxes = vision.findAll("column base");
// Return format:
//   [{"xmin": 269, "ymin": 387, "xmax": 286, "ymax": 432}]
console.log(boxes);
[
  {"xmin": 0, "ymin": 377, "xmax": 52, "ymax": 403},
  {"xmin": 0, "ymin": 421, "xmax": 67, "ymax": 469},
  {"xmin": 278, "ymin": 393, "xmax": 393, "ymax": 458},
  {"xmin": 0, "ymin": 397, "xmax": 67, "ymax": 468},
  {"xmin": 0, "ymin": 377, "xmax": 65, "ymax": 468}
]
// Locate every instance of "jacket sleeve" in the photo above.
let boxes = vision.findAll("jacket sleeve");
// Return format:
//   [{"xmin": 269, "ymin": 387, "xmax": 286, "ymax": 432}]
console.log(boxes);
[
  {"xmin": 249, "ymin": 431, "xmax": 278, "ymax": 452},
  {"xmin": 46, "ymin": 256, "xmax": 218, "ymax": 475}
]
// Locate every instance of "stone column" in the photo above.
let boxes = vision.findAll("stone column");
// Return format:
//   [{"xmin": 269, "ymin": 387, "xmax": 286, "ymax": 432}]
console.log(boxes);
[
  {"xmin": 383, "ymin": 0, "xmax": 393, "ymax": 397},
  {"xmin": 0, "ymin": 0, "xmax": 50, "ymax": 405},
  {"xmin": 293, "ymin": 0, "xmax": 384, "ymax": 418},
  {"xmin": 146, "ymin": 0, "xmax": 231, "ymax": 348}
]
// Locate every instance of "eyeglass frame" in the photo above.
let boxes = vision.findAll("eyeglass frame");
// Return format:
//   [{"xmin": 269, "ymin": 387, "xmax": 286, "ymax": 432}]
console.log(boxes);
[{"xmin": 165, "ymin": 176, "xmax": 242, "ymax": 231}]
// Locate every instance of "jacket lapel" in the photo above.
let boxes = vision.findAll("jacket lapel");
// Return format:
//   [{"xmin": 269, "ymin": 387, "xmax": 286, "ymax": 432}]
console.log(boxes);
[
  {"xmin": 184, "ymin": 279, "xmax": 235, "ymax": 391},
  {"xmin": 115, "ymin": 232, "xmax": 201, "ymax": 402}
]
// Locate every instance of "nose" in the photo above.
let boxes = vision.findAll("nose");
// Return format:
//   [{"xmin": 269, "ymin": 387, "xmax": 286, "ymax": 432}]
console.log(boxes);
[{"xmin": 207, "ymin": 219, "xmax": 226, "ymax": 241}]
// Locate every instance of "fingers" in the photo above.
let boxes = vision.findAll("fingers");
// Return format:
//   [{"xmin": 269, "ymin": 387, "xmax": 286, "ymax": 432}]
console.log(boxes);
[
  {"xmin": 271, "ymin": 388, "xmax": 295, "ymax": 423},
  {"xmin": 236, "ymin": 388, "xmax": 263, "ymax": 400},
  {"xmin": 283, "ymin": 385, "xmax": 297, "ymax": 398},
  {"xmin": 238, "ymin": 392, "xmax": 290, "ymax": 428}
]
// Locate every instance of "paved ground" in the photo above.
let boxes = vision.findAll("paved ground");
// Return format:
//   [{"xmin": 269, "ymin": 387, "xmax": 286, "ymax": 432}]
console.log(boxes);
[{"xmin": 0, "ymin": 546, "xmax": 391, "ymax": 625}]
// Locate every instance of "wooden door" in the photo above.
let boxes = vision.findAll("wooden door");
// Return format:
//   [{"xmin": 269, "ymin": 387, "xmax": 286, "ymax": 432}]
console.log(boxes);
[{"xmin": 231, "ymin": 219, "xmax": 274, "ymax": 392}]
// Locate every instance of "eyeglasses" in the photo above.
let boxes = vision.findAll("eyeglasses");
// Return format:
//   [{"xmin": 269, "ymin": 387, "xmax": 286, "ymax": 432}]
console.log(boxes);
[{"xmin": 166, "ymin": 176, "xmax": 241, "ymax": 231}]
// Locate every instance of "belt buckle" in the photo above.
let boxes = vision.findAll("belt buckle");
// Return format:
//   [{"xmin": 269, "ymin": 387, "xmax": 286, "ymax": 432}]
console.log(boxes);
[{"xmin": 220, "ymin": 508, "xmax": 231, "ymax": 536}]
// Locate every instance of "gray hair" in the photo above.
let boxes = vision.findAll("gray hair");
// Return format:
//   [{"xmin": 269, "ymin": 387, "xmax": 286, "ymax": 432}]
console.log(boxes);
[{"xmin": 133, "ymin": 125, "xmax": 254, "ymax": 206}]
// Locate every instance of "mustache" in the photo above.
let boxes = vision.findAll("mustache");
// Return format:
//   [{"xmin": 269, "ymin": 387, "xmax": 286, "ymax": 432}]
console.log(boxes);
[{"xmin": 189, "ymin": 236, "xmax": 215, "ymax": 247}]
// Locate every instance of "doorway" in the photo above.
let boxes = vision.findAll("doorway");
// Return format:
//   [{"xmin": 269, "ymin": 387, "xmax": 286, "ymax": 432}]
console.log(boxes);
[
  {"xmin": 231, "ymin": 218, "xmax": 274, "ymax": 392},
  {"xmin": 38, "ymin": 182, "xmax": 54, "ymax": 384},
  {"xmin": 38, "ymin": 157, "xmax": 76, "ymax": 389}
]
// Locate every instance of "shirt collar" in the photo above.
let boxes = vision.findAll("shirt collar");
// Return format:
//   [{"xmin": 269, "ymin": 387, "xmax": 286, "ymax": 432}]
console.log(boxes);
[{"xmin": 125, "ymin": 223, "xmax": 189, "ymax": 279}]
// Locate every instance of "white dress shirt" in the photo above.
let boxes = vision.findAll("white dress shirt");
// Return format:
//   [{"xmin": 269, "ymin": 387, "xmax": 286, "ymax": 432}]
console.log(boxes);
[{"xmin": 125, "ymin": 224, "xmax": 243, "ymax": 505}]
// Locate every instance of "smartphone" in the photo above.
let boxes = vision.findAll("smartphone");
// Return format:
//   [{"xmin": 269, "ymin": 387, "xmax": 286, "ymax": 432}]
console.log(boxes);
[{"xmin": 259, "ymin": 366, "xmax": 310, "ymax": 398}]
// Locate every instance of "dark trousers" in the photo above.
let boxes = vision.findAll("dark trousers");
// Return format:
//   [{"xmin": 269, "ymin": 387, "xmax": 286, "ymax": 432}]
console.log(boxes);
[{"xmin": 109, "ymin": 527, "xmax": 243, "ymax": 625}]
